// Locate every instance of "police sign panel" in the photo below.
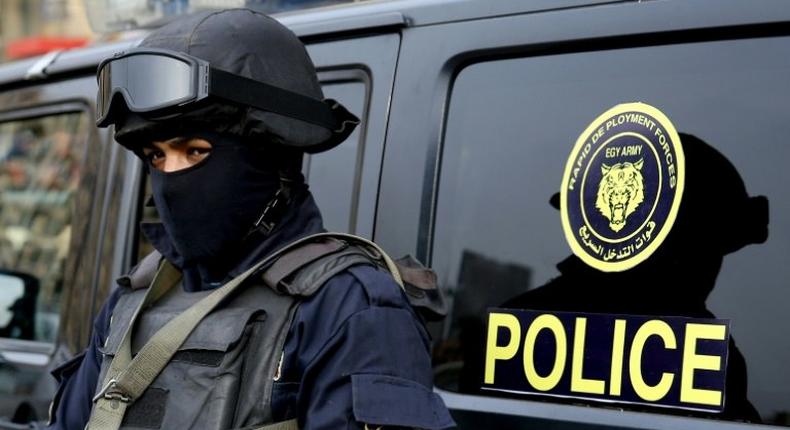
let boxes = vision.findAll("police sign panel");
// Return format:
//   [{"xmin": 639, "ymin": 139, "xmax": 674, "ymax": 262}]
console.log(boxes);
[
  {"xmin": 484, "ymin": 309, "xmax": 730, "ymax": 412},
  {"xmin": 561, "ymin": 103, "xmax": 685, "ymax": 272}
]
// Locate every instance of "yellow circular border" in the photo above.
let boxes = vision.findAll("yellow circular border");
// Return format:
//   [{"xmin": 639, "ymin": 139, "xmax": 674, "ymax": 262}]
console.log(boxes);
[{"xmin": 560, "ymin": 102, "xmax": 686, "ymax": 272}]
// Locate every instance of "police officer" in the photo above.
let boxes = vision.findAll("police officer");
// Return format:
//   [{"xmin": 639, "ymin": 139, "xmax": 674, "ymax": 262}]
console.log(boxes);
[{"xmin": 47, "ymin": 9, "xmax": 455, "ymax": 430}]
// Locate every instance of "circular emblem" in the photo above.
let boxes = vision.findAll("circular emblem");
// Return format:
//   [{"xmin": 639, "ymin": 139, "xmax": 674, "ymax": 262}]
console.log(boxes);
[{"xmin": 560, "ymin": 103, "xmax": 685, "ymax": 272}]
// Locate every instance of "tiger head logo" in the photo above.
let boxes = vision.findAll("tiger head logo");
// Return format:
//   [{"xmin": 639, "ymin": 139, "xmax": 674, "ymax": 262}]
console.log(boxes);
[{"xmin": 596, "ymin": 159, "xmax": 645, "ymax": 232}]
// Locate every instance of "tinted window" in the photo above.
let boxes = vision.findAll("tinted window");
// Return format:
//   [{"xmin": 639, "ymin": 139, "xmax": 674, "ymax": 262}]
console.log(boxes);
[
  {"xmin": 432, "ymin": 36, "xmax": 790, "ymax": 425},
  {"xmin": 305, "ymin": 80, "xmax": 367, "ymax": 233},
  {"xmin": 0, "ymin": 113, "xmax": 88, "ymax": 343}
]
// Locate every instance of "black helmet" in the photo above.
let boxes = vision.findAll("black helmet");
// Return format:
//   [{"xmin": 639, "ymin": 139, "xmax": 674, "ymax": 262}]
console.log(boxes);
[
  {"xmin": 104, "ymin": 9, "xmax": 358, "ymax": 153},
  {"xmin": 667, "ymin": 133, "xmax": 768, "ymax": 255}
]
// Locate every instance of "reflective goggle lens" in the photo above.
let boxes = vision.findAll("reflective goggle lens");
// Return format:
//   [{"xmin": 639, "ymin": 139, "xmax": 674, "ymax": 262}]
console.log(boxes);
[{"xmin": 98, "ymin": 54, "xmax": 195, "ymax": 124}]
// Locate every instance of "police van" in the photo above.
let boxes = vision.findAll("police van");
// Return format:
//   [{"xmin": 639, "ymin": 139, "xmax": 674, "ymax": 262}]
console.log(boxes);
[{"xmin": 0, "ymin": 0, "xmax": 788, "ymax": 428}]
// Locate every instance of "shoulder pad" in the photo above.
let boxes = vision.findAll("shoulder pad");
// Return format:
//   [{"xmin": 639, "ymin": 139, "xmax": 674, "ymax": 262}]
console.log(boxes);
[
  {"xmin": 395, "ymin": 255, "xmax": 448, "ymax": 321},
  {"xmin": 258, "ymin": 233, "xmax": 448, "ymax": 322},
  {"xmin": 115, "ymin": 250, "xmax": 163, "ymax": 290},
  {"xmin": 261, "ymin": 237, "xmax": 376, "ymax": 297}
]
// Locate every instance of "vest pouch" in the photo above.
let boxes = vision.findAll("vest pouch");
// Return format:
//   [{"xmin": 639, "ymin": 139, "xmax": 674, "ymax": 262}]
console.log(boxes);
[
  {"xmin": 97, "ymin": 285, "xmax": 287, "ymax": 430},
  {"xmin": 134, "ymin": 307, "xmax": 266, "ymax": 430}
]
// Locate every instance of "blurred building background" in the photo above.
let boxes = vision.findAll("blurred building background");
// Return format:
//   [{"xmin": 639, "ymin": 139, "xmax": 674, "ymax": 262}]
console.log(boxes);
[
  {"xmin": 0, "ymin": 0, "xmax": 93, "ymax": 62},
  {"xmin": 0, "ymin": 0, "xmax": 371, "ymax": 63}
]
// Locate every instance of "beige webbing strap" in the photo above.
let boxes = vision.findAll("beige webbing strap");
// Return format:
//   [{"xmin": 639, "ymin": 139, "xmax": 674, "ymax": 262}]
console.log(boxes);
[{"xmin": 253, "ymin": 418, "xmax": 299, "ymax": 430}]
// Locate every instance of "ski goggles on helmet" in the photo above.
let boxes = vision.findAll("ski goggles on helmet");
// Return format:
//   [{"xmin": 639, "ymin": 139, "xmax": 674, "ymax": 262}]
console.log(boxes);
[{"xmin": 96, "ymin": 48, "xmax": 342, "ymax": 131}]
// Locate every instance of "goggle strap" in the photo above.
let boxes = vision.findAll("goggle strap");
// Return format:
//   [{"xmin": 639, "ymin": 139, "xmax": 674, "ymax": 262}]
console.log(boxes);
[{"xmin": 209, "ymin": 68, "xmax": 339, "ymax": 131}]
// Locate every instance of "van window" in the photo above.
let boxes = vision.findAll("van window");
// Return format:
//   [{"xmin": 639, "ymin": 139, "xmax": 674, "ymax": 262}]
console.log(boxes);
[
  {"xmin": 432, "ymin": 36, "xmax": 790, "ymax": 426},
  {"xmin": 305, "ymin": 80, "xmax": 367, "ymax": 233},
  {"xmin": 0, "ymin": 113, "xmax": 88, "ymax": 343}
]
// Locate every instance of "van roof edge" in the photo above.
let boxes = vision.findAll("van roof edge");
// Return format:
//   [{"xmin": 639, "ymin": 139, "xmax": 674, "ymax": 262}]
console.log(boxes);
[{"xmin": 284, "ymin": 11, "xmax": 407, "ymax": 38}]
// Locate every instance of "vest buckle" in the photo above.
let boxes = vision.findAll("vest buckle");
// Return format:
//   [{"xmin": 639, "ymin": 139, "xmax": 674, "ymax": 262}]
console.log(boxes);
[{"xmin": 93, "ymin": 379, "xmax": 132, "ymax": 404}]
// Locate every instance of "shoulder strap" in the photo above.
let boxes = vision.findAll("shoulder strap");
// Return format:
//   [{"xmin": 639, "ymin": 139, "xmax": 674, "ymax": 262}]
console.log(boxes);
[
  {"xmin": 284, "ymin": 246, "xmax": 373, "ymax": 297},
  {"xmin": 322, "ymin": 232, "xmax": 404, "ymax": 288},
  {"xmin": 260, "ymin": 232, "xmax": 404, "ymax": 295},
  {"xmin": 260, "ymin": 236, "xmax": 348, "ymax": 291},
  {"xmin": 260, "ymin": 233, "xmax": 447, "ymax": 320},
  {"xmin": 250, "ymin": 418, "xmax": 299, "ymax": 430}
]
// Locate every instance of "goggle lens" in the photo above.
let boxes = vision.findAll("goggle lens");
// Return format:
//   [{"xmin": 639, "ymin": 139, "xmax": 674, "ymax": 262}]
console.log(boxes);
[{"xmin": 97, "ymin": 54, "xmax": 195, "ymax": 125}]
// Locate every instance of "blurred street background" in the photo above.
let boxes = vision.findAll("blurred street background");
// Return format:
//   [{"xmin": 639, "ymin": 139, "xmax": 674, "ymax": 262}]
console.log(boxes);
[
  {"xmin": 0, "ymin": 0, "xmax": 367, "ymax": 63},
  {"xmin": 0, "ymin": 0, "xmax": 93, "ymax": 62}
]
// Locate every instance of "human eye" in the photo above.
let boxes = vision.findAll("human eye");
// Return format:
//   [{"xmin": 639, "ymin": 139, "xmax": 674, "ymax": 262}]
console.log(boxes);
[
  {"xmin": 142, "ymin": 148, "xmax": 165, "ymax": 168},
  {"xmin": 187, "ymin": 147, "xmax": 211, "ymax": 157},
  {"xmin": 185, "ymin": 139, "xmax": 212, "ymax": 164},
  {"xmin": 186, "ymin": 145, "xmax": 211, "ymax": 163}
]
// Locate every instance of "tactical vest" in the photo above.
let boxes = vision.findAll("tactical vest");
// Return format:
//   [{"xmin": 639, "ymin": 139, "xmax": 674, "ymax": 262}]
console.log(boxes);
[{"xmin": 88, "ymin": 233, "xmax": 444, "ymax": 430}]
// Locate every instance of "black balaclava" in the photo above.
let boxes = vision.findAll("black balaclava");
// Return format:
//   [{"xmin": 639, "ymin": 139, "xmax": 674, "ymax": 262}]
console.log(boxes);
[{"xmin": 147, "ymin": 132, "xmax": 284, "ymax": 281}]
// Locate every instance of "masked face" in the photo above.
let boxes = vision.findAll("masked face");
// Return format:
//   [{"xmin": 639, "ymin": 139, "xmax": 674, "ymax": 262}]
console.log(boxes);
[{"xmin": 146, "ymin": 133, "xmax": 280, "ymax": 266}]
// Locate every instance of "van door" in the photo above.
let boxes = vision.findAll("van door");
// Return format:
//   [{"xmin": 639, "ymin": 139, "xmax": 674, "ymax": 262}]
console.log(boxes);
[
  {"xmin": 0, "ymin": 76, "xmax": 122, "ymax": 425},
  {"xmin": 377, "ymin": 1, "xmax": 790, "ymax": 429},
  {"xmin": 304, "ymin": 34, "xmax": 399, "ymax": 237}
]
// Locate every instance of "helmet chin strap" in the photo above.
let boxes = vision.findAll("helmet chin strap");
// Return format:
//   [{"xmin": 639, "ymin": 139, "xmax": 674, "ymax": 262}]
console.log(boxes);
[{"xmin": 248, "ymin": 170, "xmax": 300, "ymax": 237}]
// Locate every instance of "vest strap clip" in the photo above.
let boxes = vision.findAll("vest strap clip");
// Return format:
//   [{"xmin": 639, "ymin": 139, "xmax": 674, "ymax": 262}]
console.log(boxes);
[{"xmin": 92, "ymin": 379, "xmax": 132, "ymax": 404}]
